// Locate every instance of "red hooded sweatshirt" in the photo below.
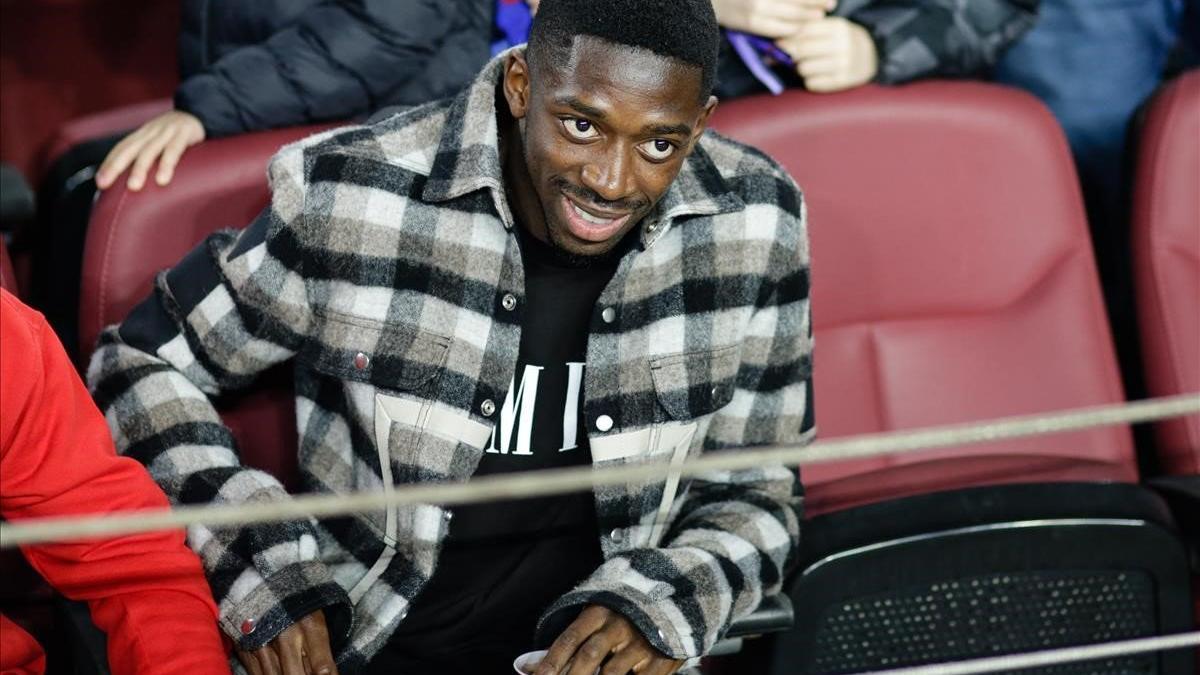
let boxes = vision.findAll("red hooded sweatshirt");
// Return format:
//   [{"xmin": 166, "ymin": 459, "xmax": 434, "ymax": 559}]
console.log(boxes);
[{"xmin": 0, "ymin": 289, "xmax": 229, "ymax": 674}]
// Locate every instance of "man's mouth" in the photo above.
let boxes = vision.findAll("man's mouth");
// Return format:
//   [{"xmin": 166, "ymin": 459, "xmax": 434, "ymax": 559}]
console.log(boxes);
[{"xmin": 561, "ymin": 195, "xmax": 632, "ymax": 243}]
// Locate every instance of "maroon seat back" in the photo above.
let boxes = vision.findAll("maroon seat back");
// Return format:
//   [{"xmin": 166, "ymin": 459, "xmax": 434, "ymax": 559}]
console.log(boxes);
[
  {"xmin": 711, "ymin": 83, "xmax": 1137, "ymax": 515},
  {"xmin": 1133, "ymin": 70, "xmax": 1200, "ymax": 475},
  {"xmin": 1, "ymin": 0, "xmax": 179, "ymax": 179},
  {"xmin": 42, "ymin": 98, "xmax": 172, "ymax": 175},
  {"xmin": 80, "ymin": 125, "xmax": 335, "ymax": 487}
]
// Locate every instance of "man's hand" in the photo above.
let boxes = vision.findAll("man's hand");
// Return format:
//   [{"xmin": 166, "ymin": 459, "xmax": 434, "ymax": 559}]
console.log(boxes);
[
  {"xmin": 777, "ymin": 16, "xmax": 878, "ymax": 93},
  {"xmin": 533, "ymin": 605, "xmax": 684, "ymax": 675},
  {"xmin": 712, "ymin": 0, "xmax": 834, "ymax": 38},
  {"xmin": 95, "ymin": 110, "xmax": 205, "ymax": 191},
  {"xmin": 234, "ymin": 610, "xmax": 338, "ymax": 675}
]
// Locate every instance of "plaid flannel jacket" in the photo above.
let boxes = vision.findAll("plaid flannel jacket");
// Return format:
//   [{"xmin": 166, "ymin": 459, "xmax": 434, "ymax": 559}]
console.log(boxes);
[{"xmin": 88, "ymin": 51, "xmax": 814, "ymax": 670}]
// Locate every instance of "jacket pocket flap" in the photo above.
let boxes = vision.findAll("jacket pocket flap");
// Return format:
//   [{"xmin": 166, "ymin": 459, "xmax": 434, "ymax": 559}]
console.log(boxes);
[
  {"xmin": 649, "ymin": 344, "xmax": 740, "ymax": 421},
  {"xmin": 304, "ymin": 309, "xmax": 449, "ymax": 391}
]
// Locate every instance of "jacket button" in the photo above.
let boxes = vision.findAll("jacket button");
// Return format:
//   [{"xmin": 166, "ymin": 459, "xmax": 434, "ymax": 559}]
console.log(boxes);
[
  {"xmin": 601, "ymin": 307, "xmax": 616, "ymax": 323},
  {"xmin": 241, "ymin": 618, "xmax": 256, "ymax": 635},
  {"xmin": 501, "ymin": 293, "xmax": 517, "ymax": 311},
  {"xmin": 481, "ymin": 399, "xmax": 496, "ymax": 417},
  {"xmin": 595, "ymin": 415, "xmax": 614, "ymax": 432},
  {"xmin": 353, "ymin": 352, "xmax": 369, "ymax": 370}
]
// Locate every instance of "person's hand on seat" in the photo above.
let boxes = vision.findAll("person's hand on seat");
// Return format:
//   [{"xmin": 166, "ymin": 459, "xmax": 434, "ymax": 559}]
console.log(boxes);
[
  {"xmin": 235, "ymin": 610, "xmax": 338, "ymax": 675},
  {"xmin": 713, "ymin": 0, "xmax": 834, "ymax": 38},
  {"xmin": 95, "ymin": 110, "xmax": 205, "ymax": 191},
  {"xmin": 533, "ymin": 605, "xmax": 685, "ymax": 675},
  {"xmin": 777, "ymin": 16, "xmax": 878, "ymax": 92}
]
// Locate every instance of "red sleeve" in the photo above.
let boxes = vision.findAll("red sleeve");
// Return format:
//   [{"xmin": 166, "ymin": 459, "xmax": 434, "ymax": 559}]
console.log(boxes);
[
  {"xmin": 0, "ymin": 290, "xmax": 229, "ymax": 675},
  {"xmin": 0, "ymin": 614, "xmax": 45, "ymax": 674}
]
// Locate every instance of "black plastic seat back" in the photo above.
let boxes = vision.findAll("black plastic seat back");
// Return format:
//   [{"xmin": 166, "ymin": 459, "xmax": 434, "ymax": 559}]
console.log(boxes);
[{"xmin": 767, "ymin": 484, "xmax": 1195, "ymax": 674}]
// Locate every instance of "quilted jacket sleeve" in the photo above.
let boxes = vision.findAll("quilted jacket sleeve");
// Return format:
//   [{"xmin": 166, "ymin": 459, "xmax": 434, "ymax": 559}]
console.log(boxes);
[
  {"xmin": 838, "ymin": 0, "xmax": 1039, "ymax": 84},
  {"xmin": 175, "ymin": 0, "xmax": 455, "ymax": 137},
  {"xmin": 86, "ymin": 145, "xmax": 353, "ymax": 654}
]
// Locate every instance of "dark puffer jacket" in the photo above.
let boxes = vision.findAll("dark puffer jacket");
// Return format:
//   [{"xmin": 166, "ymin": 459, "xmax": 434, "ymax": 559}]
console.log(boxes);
[
  {"xmin": 716, "ymin": 0, "xmax": 1040, "ymax": 98},
  {"xmin": 176, "ymin": 0, "xmax": 493, "ymax": 138}
]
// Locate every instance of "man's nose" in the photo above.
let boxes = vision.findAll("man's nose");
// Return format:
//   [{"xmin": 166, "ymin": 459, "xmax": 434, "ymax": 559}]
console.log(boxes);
[{"xmin": 580, "ymin": 145, "xmax": 635, "ymax": 204}]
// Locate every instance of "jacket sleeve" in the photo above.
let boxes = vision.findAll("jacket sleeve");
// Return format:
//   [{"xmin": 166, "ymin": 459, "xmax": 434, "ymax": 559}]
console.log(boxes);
[
  {"xmin": 838, "ymin": 0, "xmax": 1039, "ymax": 84},
  {"xmin": 175, "ymin": 0, "xmax": 455, "ymax": 137},
  {"xmin": 537, "ymin": 179, "xmax": 814, "ymax": 660},
  {"xmin": 0, "ymin": 291, "xmax": 228, "ymax": 675},
  {"xmin": 85, "ymin": 145, "xmax": 352, "ymax": 654}
]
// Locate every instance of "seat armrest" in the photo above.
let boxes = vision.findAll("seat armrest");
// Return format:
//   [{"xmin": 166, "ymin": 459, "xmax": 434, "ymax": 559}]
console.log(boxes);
[{"xmin": 725, "ymin": 594, "xmax": 794, "ymax": 638}]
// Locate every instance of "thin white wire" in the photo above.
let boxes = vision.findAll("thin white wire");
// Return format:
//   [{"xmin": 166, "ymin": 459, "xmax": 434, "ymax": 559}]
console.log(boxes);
[
  {"xmin": 868, "ymin": 631, "xmax": 1200, "ymax": 675},
  {"xmin": 0, "ymin": 393, "xmax": 1196, "ymax": 547}
]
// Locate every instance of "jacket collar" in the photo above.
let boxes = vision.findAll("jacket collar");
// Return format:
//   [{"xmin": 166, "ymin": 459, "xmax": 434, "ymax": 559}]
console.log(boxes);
[{"xmin": 418, "ymin": 48, "xmax": 743, "ymax": 246}]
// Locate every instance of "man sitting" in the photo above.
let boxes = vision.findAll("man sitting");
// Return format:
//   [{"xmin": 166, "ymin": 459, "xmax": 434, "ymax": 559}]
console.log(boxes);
[{"xmin": 88, "ymin": 0, "xmax": 814, "ymax": 672}]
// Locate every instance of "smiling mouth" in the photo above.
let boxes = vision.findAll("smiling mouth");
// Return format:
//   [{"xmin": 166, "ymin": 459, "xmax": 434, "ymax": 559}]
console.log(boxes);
[
  {"xmin": 572, "ymin": 202, "xmax": 621, "ymax": 225},
  {"xmin": 561, "ymin": 195, "xmax": 632, "ymax": 243}
]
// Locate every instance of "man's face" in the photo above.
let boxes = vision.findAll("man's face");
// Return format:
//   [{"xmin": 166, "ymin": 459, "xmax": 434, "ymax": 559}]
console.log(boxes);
[{"xmin": 503, "ymin": 37, "xmax": 717, "ymax": 257}]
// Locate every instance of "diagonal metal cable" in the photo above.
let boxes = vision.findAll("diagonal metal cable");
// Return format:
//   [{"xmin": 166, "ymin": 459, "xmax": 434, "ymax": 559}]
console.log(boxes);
[
  {"xmin": 868, "ymin": 631, "xmax": 1200, "ymax": 675},
  {"xmin": 1, "ymin": 393, "xmax": 1197, "ymax": 547}
]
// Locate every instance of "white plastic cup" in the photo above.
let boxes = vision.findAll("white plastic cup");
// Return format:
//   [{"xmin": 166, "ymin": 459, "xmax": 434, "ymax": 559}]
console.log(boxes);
[
  {"xmin": 513, "ymin": 650, "xmax": 603, "ymax": 675},
  {"xmin": 513, "ymin": 650, "xmax": 548, "ymax": 674}
]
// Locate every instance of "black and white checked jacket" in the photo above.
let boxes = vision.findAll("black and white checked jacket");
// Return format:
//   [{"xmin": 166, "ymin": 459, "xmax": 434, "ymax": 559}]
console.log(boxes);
[{"xmin": 88, "ymin": 52, "xmax": 814, "ymax": 670}]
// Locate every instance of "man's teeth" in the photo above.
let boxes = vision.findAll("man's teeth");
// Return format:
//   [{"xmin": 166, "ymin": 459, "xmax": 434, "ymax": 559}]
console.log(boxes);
[{"xmin": 573, "ymin": 203, "xmax": 615, "ymax": 225}]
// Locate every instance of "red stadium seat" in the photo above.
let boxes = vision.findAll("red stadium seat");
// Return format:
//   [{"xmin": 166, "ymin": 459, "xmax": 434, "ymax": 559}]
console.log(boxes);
[
  {"xmin": 40, "ymin": 99, "xmax": 172, "ymax": 180},
  {"xmin": 711, "ymin": 82, "xmax": 1137, "ymax": 516},
  {"xmin": 79, "ymin": 124, "xmax": 334, "ymax": 487},
  {"xmin": 708, "ymin": 85, "xmax": 1192, "ymax": 674},
  {"xmin": 1, "ymin": 0, "xmax": 179, "ymax": 180},
  {"xmin": 1133, "ymin": 70, "xmax": 1200, "ymax": 476}
]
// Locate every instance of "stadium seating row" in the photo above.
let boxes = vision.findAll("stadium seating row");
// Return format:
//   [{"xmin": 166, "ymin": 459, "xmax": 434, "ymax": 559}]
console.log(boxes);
[{"xmin": 2, "ymin": 71, "xmax": 1196, "ymax": 673}]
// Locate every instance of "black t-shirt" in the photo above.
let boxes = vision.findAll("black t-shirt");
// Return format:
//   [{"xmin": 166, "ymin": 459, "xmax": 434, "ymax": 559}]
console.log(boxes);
[{"xmin": 367, "ymin": 229, "xmax": 624, "ymax": 674}]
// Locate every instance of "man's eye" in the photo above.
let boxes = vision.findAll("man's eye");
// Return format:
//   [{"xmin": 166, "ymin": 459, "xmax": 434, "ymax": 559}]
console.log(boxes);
[
  {"xmin": 561, "ymin": 118, "xmax": 599, "ymax": 140},
  {"xmin": 639, "ymin": 139, "xmax": 676, "ymax": 161}
]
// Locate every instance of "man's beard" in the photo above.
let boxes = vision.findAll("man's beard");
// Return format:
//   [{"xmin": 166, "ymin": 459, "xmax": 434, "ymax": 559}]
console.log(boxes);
[
  {"xmin": 540, "ymin": 175, "xmax": 648, "ymax": 267},
  {"xmin": 523, "ymin": 218, "xmax": 635, "ymax": 269}
]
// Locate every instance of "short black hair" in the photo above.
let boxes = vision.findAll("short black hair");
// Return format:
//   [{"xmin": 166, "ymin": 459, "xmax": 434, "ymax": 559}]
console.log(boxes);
[{"xmin": 527, "ymin": 0, "xmax": 720, "ymax": 98}]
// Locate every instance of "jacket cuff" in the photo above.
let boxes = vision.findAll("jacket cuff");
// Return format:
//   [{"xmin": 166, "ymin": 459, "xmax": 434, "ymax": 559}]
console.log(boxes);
[
  {"xmin": 539, "ymin": 588, "xmax": 691, "ymax": 657},
  {"xmin": 536, "ymin": 555, "xmax": 711, "ymax": 660},
  {"xmin": 175, "ymin": 76, "xmax": 245, "ymax": 138},
  {"xmin": 220, "ymin": 560, "xmax": 352, "ymax": 653},
  {"xmin": 862, "ymin": 26, "xmax": 904, "ymax": 85}
]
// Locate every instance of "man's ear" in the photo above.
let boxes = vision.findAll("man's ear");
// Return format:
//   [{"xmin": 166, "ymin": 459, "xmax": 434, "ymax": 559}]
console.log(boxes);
[
  {"xmin": 690, "ymin": 95, "xmax": 719, "ymax": 148},
  {"xmin": 503, "ymin": 52, "xmax": 533, "ymax": 120}
]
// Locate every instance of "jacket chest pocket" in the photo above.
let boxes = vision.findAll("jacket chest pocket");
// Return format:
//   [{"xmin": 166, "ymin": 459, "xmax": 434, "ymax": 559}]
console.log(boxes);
[
  {"xmin": 649, "ymin": 344, "xmax": 740, "ymax": 422},
  {"xmin": 594, "ymin": 345, "xmax": 742, "ymax": 552},
  {"xmin": 305, "ymin": 309, "xmax": 450, "ymax": 393},
  {"xmin": 303, "ymin": 309, "xmax": 482, "ymax": 544}
]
